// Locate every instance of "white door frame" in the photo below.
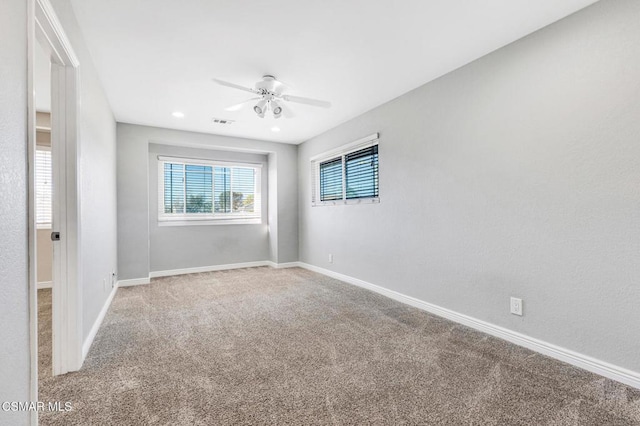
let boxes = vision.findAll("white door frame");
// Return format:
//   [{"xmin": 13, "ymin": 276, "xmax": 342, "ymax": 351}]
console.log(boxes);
[{"xmin": 28, "ymin": 0, "xmax": 82, "ymax": 418}]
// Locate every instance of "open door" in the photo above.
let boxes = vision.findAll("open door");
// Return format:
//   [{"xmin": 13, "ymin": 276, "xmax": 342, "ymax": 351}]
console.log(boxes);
[{"xmin": 48, "ymin": 54, "xmax": 82, "ymax": 375}]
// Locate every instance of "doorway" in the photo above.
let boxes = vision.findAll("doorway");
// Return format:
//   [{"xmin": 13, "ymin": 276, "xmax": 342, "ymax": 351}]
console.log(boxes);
[
  {"xmin": 28, "ymin": 0, "xmax": 83, "ymax": 417},
  {"xmin": 34, "ymin": 37, "xmax": 57, "ymax": 393}
]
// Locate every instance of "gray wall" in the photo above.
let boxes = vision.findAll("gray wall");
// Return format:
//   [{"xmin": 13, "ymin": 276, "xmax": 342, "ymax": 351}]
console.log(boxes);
[
  {"xmin": 117, "ymin": 123, "xmax": 298, "ymax": 280},
  {"xmin": 51, "ymin": 0, "xmax": 118, "ymax": 341},
  {"xmin": 0, "ymin": 0, "xmax": 30, "ymax": 423},
  {"xmin": 148, "ymin": 144, "xmax": 269, "ymax": 272},
  {"xmin": 117, "ymin": 124, "xmax": 150, "ymax": 280},
  {"xmin": 298, "ymin": 0, "xmax": 640, "ymax": 373},
  {"xmin": 268, "ymin": 152, "xmax": 278, "ymax": 262}
]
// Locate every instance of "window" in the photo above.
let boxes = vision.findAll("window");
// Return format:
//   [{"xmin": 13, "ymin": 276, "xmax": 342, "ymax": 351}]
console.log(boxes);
[
  {"xmin": 158, "ymin": 156, "xmax": 262, "ymax": 224},
  {"xmin": 35, "ymin": 147, "xmax": 52, "ymax": 227},
  {"xmin": 311, "ymin": 133, "xmax": 379, "ymax": 206},
  {"xmin": 319, "ymin": 158, "xmax": 343, "ymax": 201}
]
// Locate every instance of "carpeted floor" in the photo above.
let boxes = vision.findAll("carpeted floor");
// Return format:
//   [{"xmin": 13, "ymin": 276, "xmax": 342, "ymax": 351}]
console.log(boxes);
[
  {"xmin": 38, "ymin": 288, "xmax": 53, "ymax": 381},
  {"xmin": 39, "ymin": 267, "xmax": 640, "ymax": 425}
]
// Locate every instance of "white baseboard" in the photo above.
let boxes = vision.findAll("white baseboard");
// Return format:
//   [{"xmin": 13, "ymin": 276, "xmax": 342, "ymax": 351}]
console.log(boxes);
[
  {"xmin": 117, "ymin": 277, "xmax": 151, "ymax": 287},
  {"xmin": 267, "ymin": 261, "xmax": 302, "ymax": 269},
  {"xmin": 37, "ymin": 281, "xmax": 52, "ymax": 289},
  {"xmin": 119, "ymin": 261, "xmax": 302, "ymax": 287},
  {"xmin": 82, "ymin": 282, "xmax": 119, "ymax": 361},
  {"xmin": 297, "ymin": 262, "xmax": 640, "ymax": 390},
  {"xmin": 150, "ymin": 261, "xmax": 272, "ymax": 278}
]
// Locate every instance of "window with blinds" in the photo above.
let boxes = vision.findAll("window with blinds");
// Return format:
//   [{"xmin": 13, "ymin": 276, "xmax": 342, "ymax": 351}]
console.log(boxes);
[
  {"xmin": 311, "ymin": 133, "xmax": 379, "ymax": 206},
  {"xmin": 345, "ymin": 145, "xmax": 378, "ymax": 199},
  {"xmin": 158, "ymin": 157, "xmax": 261, "ymax": 223},
  {"xmin": 35, "ymin": 148, "xmax": 52, "ymax": 226},
  {"xmin": 319, "ymin": 158, "xmax": 343, "ymax": 201}
]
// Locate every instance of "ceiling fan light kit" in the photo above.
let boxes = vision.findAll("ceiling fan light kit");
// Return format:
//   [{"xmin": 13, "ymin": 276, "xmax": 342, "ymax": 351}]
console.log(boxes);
[
  {"xmin": 214, "ymin": 75, "xmax": 331, "ymax": 120},
  {"xmin": 253, "ymin": 98, "xmax": 268, "ymax": 115},
  {"xmin": 271, "ymin": 101, "xmax": 283, "ymax": 116}
]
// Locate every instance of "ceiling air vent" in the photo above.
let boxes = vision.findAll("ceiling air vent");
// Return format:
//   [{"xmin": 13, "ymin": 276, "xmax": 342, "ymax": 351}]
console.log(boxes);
[{"xmin": 212, "ymin": 117, "xmax": 235, "ymax": 125}]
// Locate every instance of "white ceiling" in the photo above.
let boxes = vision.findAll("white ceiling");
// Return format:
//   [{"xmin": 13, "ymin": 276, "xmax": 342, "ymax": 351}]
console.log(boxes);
[{"xmin": 69, "ymin": 0, "xmax": 598, "ymax": 144}]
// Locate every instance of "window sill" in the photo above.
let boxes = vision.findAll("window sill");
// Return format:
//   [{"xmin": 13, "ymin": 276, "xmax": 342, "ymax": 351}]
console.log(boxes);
[
  {"xmin": 313, "ymin": 197, "xmax": 379, "ymax": 207},
  {"xmin": 158, "ymin": 218, "xmax": 262, "ymax": 227}
]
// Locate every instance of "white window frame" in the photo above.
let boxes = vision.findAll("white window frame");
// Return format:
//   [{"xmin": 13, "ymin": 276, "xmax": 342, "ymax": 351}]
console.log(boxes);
[
  {"xmin": 311, "ymin": 133, "xmax": 379, "ymax": 206},
  {"xmin": 157, "ymin": 155, "xmax": 262, "ymax": 226}
]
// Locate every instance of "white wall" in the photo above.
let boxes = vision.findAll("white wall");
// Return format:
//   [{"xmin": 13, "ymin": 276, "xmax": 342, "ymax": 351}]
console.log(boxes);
[
  {"xmin": 148, "ymin": 144, "xmax": 269, "ymax": 272},
  {"xmin": 50, "ymin": 0, "xmax": 118, "ymax": 341},
  {"xmin": 117, "ymin": 123, "xmax": 298, "ymax": 280},
  {"xmin": 0, "ymin": 0, "xmax": 30, "ymax": 423},
  {"xmin": 298, "ymin": 0, "xmax": 640, "ymax": 373}
]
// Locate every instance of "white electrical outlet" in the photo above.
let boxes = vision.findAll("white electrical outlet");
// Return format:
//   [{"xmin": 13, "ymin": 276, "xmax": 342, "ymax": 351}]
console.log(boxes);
[
  {"xmin": 510, "ymin": 297, "xmax": 523, "ymax": 316},
  {"xmin": 328, "ymin": 254, "xmax": 333, "ymax": 263}
]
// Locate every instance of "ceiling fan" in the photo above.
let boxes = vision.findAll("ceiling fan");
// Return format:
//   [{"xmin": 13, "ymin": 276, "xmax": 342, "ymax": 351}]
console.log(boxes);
[{"xmin": 213, "ymin": 75, "xmax": 331, "ymax": 119}]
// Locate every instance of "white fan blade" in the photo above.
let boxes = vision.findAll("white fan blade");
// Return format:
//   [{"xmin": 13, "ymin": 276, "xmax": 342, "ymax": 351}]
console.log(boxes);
[
  {"xmin": 274, "ymin": 78, "xmax": 293, "ymax": 92},
  {"xmin": 270, "ymin": 79, "xmax": 289, "ymax": 95},
  {"xmin": 225, "ymin": 97, "xmax": 261, "ymax": 112},
  {"xmin": 280, "ymin": 102, "xmax": 295, "ymax": 118},
  {"xmin": 213, "ymin": 78, "xmax": 260, "ymax": 94},
  {"xmin": 282, "ymin": 94, "xmax": 331, "ymax": 108}
]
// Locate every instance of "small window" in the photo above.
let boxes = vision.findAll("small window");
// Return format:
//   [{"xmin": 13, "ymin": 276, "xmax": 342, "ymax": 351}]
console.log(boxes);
[
  {"xmin": 158, "ymin": 156, "xmax": 261, "ymax": 224},
  {"xmin": 319, "ymin": 158, "xmax": 343, "ymax": 201},
  {"xmin": 311, "ymin": 133, "xmax": 379, "ymax": 206},
  {"xmin": 35, "ymin": 147, "xmax": 52, "ymax": 227}
]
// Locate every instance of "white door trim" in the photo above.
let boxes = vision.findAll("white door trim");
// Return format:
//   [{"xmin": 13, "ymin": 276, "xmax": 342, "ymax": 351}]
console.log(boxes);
[{"xmin": 28, "ymin": 1, "xmax": 82, "ymax": 423}]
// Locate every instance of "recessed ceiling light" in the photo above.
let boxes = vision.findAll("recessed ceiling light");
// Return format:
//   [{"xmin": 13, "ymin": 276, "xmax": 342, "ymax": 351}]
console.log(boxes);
[
  {"xmin": 271, "ymin": 126, "xmax": 280, "ymax": 132},
  {"xmin": 172, "ymin": 111, "xmax": 185, "ymax": 118}
]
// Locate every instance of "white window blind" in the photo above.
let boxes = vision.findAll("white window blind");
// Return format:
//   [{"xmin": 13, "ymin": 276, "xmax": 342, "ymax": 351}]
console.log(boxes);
[
  {"xmin": 35, "ymin": 148, "xmax": 52, "ymax": 226},
  {"xmin": 311, "ymin": 133, "xmax": 379, "ymax": 206},
  {"xmin": 158, "ymin": 156, "xmax": 261, "ymax": 224}
]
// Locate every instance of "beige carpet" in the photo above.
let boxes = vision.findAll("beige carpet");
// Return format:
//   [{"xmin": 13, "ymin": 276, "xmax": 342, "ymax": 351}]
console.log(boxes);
[
  {"xmin": 39, "ymin": 267, "xmax": 640, "ymax": 425},
  {"xmin": 38, "ymin": 288, "xmax": 53, "ymax": 381}
]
